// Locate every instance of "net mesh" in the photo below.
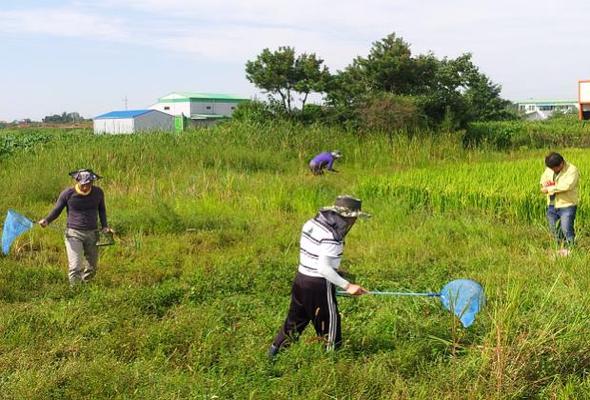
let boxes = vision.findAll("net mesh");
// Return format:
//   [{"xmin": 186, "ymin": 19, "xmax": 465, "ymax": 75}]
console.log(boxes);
[
  {"xmin": 440, "ymin": 279, "xmax": 485, "ymax": 328},
  {"xmin": 2, "ymin": 210, "xmax": 34, "ymax": 255}
]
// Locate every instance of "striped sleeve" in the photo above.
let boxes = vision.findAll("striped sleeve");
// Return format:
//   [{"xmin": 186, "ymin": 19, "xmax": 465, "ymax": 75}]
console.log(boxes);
[{"xmin": 318, "ymin": 239, "xmax": 343, "ymax": 258}]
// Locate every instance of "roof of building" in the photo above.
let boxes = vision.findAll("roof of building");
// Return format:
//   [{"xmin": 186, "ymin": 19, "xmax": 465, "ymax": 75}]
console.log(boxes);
[
  {"xmin": 515, "ymin": 99, "xmax": 578, "ymax": 105},
  {"xmin": 94, "ymin": 109, "xmax": 155, "ymax": 120},
  {"xmin": 158, "ymin": 92, "xmax": 249, "ymax": 102}
]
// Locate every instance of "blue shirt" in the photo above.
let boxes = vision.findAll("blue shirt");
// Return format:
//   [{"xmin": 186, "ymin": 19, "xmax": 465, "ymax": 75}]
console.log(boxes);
[{"xmin": 310, "ymin": 152, "xmax": 335, "ymax": 170}]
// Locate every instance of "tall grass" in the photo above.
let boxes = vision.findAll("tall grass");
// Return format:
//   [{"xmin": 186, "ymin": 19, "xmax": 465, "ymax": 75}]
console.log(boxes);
[
  {"xmin": 464, "ymin": 117, "xmax": 590, "ymax": 149},
  {"xmin": 1, "ymin": 124, "xmax": 590, "ymax": 398}
]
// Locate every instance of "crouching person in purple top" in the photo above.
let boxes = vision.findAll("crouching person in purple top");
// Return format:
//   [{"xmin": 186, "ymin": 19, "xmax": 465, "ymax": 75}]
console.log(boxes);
[
  {"xmin": 38, "ymin": 169, "xmax": 112, "ymax": 286},
  {"xmin": 269, "ymin": 195, "xmax": 370, "ymax": 358},
  {"xmin": 309, "ymin": 150, "xmax": 342, "ymax": 175}
]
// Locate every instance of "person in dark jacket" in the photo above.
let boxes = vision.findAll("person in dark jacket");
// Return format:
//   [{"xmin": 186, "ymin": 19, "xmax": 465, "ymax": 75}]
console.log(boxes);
[{"xmin": 38, "ymin": 169, "xmax": 112, "ymax": 286}]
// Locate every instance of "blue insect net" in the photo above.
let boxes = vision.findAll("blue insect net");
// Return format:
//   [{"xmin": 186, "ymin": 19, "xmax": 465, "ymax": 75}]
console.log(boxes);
[
  {"xmin": 2, "ymin": 210, "xmax": 34, "ymax": 255},
  {"xmin": 440, "ymin": 279, "xmax": 485, "ymax": 328}
]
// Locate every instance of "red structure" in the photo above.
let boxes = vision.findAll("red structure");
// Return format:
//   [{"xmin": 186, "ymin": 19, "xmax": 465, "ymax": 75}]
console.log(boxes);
[{"xmin": 579, "ymin": 80, "xmax": 590, "ymax": 120}]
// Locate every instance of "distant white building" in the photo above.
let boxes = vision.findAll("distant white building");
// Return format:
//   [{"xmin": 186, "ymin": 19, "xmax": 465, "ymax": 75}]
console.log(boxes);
[
  {"xmin": 93, "ymin": 109, "xmax": 174, "ymax": 134},
  {"xmin": 515, "ymin": 99, "xmax": 579, "ymax": 120},
  {"xmin": 150, "ymin": 92, "xmax": 249, "ymax": 126}
]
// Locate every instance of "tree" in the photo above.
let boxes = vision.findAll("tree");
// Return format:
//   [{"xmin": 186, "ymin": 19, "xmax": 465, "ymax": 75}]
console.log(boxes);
[
  {"xmin": 327, "ymin": 34, "xmax": 513, "ymax": 128},
  {"xmin": 356, "ymin": 33, "xmax": 420, "ymax": 94},
  {"xmin": 359, "ymin": 93, "xmax": 426, "ymax": 142},
  {"xmin": 42, "ymin": 112, "xmax": 84, "ymax": 123},
  {"xmin": 246, "ymin": 47, "xmax": 330, "ymax": 114},
  {"xmin": 293, "ymin": 53, "xmax": 330, "ymax": 109},
  {"xmin": 462, "ymin": 69, "xmax": 516, "ymax": 121}
]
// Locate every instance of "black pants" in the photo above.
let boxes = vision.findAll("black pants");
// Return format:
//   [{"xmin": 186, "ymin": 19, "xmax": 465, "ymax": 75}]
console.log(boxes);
[
  {"xmin": 309, "ymin": 161, "xmax": 326, "ymax": 175},
  {"xmin": 272, "ymin": 272, "xmax": 342, "ymax": 350}
]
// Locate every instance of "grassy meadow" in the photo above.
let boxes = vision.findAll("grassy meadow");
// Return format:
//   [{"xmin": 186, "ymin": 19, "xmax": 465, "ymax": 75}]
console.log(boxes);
[{"xmin": 1, "ymin": 123, "xmax": 590, "ymax": 399}]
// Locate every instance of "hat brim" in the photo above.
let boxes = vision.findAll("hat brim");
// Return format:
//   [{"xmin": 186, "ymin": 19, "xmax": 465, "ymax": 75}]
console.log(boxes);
[
  {"xmin": 320, "ymin": 206, "xmax": 371, "ymax": 218},
  {"xmin": 70, "ymin": 170, "xmax": 101, "ymax": 183}
]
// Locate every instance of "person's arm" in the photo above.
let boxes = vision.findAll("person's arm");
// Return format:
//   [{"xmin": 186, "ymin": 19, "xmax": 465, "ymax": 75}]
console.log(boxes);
[
  {"xmin": 327, "ymin": 157, "xmax": 335, "ymax": 171},
  {"xmin": 540, "ymin": 169, "xmax": 553, "ymax": 191},
  {"xmin": 40, "ymin": 191, "xmax": 68, "ymax": 226},
  {"xmin": 98, "ymin": 190, "xmax": 108, "ymax": 229},
  {"xmin": 547, "ymin": 168, "xmax": 579, "ymax": 195},
  {"xmin": 316, "ymin": 255, "xmax": 349, "ymax": 289},
  {"xmin": 316, "ymin": 241, "xmax": 367, "ymax": 295}
]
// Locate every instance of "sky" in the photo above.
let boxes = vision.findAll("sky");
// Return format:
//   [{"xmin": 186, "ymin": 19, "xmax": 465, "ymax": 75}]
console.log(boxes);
[{"xmin": 0, "ymin": 0, "xmax": 589, "ymax": 121}]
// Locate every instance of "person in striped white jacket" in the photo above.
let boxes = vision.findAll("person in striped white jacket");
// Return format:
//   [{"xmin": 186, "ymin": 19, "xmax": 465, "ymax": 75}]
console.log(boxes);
[{"xmin": 269, "ymin": 195, "xmax": 370, "ymax": 358}]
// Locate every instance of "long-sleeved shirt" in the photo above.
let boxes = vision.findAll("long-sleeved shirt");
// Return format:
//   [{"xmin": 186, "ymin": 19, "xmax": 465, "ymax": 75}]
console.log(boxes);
[
  {"xmin": 540, "ymin": 162, "xmax": 580, "ymax": 208},
  {"xmin": 44, "ymin": 186, "xmax": 108, "ymax": 230},
  {"xmin": 298, "ymin": 211, "xmax": 350, "ymax": 289},
  {"xmin": 310, "ymin": 152, "xmax": 336, "ymax": 171}
]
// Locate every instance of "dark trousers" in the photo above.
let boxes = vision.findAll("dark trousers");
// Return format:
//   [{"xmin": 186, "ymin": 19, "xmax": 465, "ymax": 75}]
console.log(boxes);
[
  {"xmin": 309, "ymin": 161, "xmax": 326, "ymax": 175},
  {"xmin": 273, "ymin": 272, "xmax": 342, "ymax": 351},
  {"xmin": 547, "ymin": 205, "xmax": 577, "ymax": 247}
]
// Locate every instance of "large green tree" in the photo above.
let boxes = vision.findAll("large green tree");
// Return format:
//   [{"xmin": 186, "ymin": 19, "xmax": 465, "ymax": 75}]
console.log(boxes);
[
  {"xmin": 326, "ymin": 33, "xmax": 514, "ymax": 128},
  {"xmin": 245, "ymin": 47, "xmax": 330, "ymax": 114}
]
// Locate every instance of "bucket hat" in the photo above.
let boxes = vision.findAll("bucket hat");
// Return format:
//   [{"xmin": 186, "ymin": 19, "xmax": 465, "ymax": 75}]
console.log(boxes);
[
  {"xmin": 69, "ymin": 169, "xmax": 101, "ymax": 184},
  {"xmin": 320, "ymin": 195, "xmax": 371, "ymax": 218}
]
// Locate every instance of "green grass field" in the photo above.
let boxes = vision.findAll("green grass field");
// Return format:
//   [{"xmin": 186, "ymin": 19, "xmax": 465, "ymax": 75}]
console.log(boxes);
[{"xmin": 1, "ymin": 123, "xmax": 590, "ymax": 399}]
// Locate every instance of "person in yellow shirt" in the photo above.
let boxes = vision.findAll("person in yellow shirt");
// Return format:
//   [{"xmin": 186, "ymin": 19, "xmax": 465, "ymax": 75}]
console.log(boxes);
[{"xmin": 540, "ymin": 152, "xmax": 580, "ymax": 256}]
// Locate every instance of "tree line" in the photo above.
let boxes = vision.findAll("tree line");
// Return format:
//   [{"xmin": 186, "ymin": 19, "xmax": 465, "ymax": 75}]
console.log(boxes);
[
  {"xmin": 239, "ymin": 32, "xmax": 516, "ymax": 131},
  {"xmin": 42, "ymin": 112, "xmax": 85, "ymax": 124},
  {"xmin": 0, "ymin": 112, "xmax": 88, "ymax": 128}
]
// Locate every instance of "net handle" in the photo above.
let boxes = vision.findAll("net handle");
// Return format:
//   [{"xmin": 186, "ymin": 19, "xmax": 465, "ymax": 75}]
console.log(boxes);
[{"xmin": 337, "ymin": 291, "xmax": 440, "ymax": 297}]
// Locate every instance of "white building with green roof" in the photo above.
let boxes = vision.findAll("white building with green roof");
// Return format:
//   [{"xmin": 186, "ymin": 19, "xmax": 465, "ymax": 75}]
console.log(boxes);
[
  {"xmin": 515, "ymin": 99, "xmax": 579, "ymax": 120},
  {"xmin": 149, "ymin": 92, "xmax": 249, "ymax": 124}
]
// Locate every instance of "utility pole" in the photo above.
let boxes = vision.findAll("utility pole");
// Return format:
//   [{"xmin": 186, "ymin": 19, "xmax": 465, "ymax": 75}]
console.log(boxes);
[{"xmin": 123, "ymin": 96, "xmax": 128, "ymax": 110}]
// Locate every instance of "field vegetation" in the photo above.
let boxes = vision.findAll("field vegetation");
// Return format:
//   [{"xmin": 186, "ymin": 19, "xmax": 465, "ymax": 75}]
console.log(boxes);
[
  {"xmin": 464, "ymin": 114, "xmax": 590, "ymax": 149},
  {"xmin": 1, "ymin": 123, "xmax": 590, "ymax": 399}
]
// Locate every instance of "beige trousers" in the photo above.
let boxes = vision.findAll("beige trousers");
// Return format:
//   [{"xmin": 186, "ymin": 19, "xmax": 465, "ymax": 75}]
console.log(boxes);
[{"xmin": 64, "ymin": 228, "xmax": 99, "ymax": 285}]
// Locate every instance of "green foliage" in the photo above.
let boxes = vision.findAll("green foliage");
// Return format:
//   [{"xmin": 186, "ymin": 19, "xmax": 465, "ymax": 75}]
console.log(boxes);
[
  {"xmin": 0, "ymin": 130, "xmax": 52, "ymax": 158},
  {"xmin": 358, "ymin": 93, "xmax": 427, "ymax": 135},
  {"xmin": 326, "ymin": 34, "xmax": 514, "ymax": 129},
  {"xmin": 2, "ymin": 127, "xmax": 590, "ymax": 398},
  {"xmin": 231, "ymin": 100, "xmax": 276, "ymax": 123},
  {"xmin": 245, "ymin": 47, "xmax": 330, "ymax": 113},
  {"xmin": 464, "ymin": 119, "xmax": 590, "ymax": 149},
  {"xmin": 42, "ymin": 112, "xmax": 85, "ymax": 123},
  {"xmin": 355, "ymin": 34, "xmax": 419, "ymax": 94},
  {"xmin": 297, "ymin": 104, "xmax": 334, "ymax": 125}
]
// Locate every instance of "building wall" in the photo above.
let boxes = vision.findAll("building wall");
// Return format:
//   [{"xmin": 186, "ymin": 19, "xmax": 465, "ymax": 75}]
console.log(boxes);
[
  {"xmin": 151, "ymin": 99, "xmax": 243, "ymax": 117},
  {"xmin": 94, "ymin": 111, "xmax": 173, "ymax": 134},
  {"xmin": 213, "ymin": 102, "xmax": 239, "ymax": 116},
  {"xmin": 93, "ymin": 118, "xmax": 135, "ymax": 134},
  {"xmin": 190, "ymin": 101, "xmax": 240, "ymax": 116},
  {"xmin": 190, "ymin": 101, "xmax": 214, "ymax": 115},
  {"xmin": 519, "ymin": 104, "xmax": 578, "ymax": 113},
  {"xmin": 134, "ymin": 111, "xmax": 174, "ymax": 132},
  {"xmin": 517, "ymin": 102, "xmax": 579, "ymax": 121},
  {"xmin": 150, "ymin": 101, "xmax": 190, "ymax": 116},
  {"xmin": 523, "ymin": 111, "xmax": 547, "ymax": 121}
]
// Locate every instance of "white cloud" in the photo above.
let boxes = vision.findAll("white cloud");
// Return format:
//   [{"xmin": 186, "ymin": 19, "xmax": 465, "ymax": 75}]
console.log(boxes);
[
  {"xmin": 0, "ymin": 8, "xmax": 129, "ymax": 41},
  {"xmin": 82, "ymin": 0, "xmax": 405, "ymax": 33},
  {"xmin": 151, "ymin": 25, "xmax": 367, "ymax": 70},
  {"xmin": 2, "ymin": 0, "xmax": 590, "ymax": 109},
  {"xmin": 0, "ymin": 2, "xmax": 379, "ymax": 70}
]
